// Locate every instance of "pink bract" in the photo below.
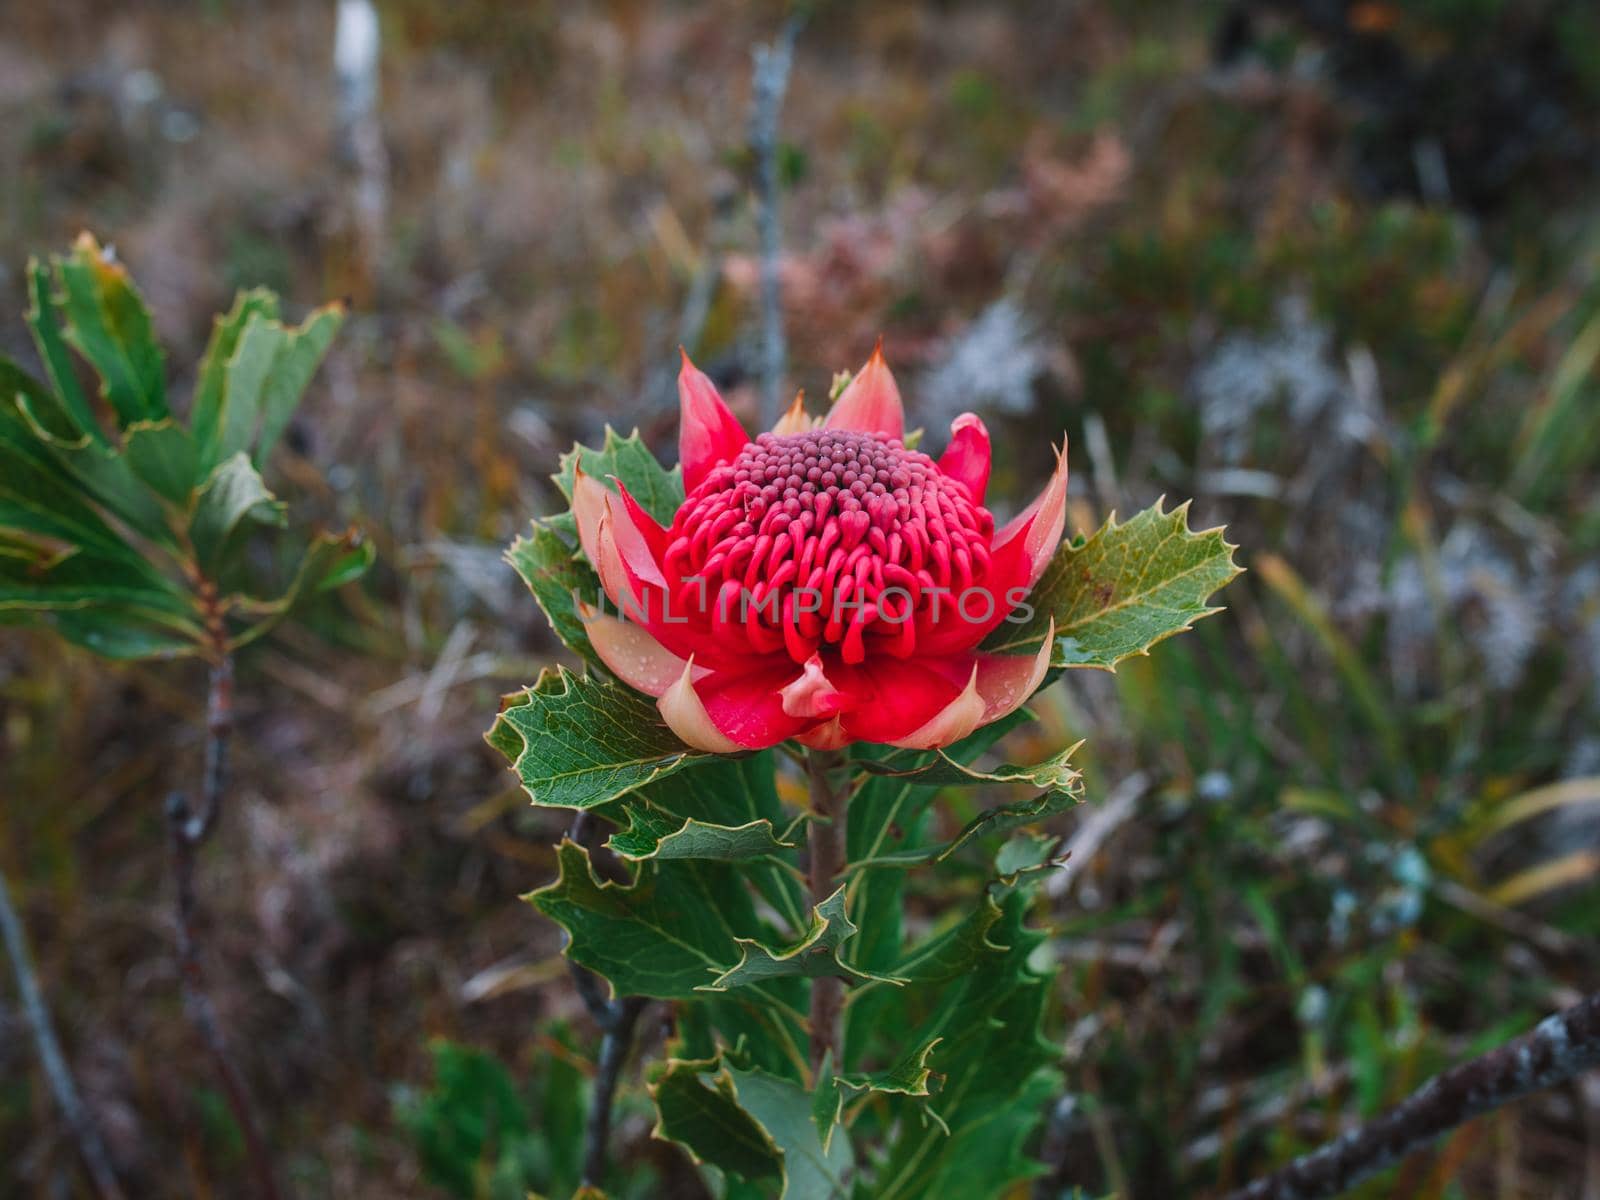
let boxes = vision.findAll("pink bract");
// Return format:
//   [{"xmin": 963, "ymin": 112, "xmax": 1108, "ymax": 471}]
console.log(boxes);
[{"xmin": 572, "ymin": 346, "xmax": 1068, "ymax": 751}]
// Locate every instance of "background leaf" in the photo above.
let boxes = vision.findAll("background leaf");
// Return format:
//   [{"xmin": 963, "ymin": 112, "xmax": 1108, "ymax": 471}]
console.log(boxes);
[
  {"xmin": 255, "ymin": 301, "xmax": 346, "ymax": 462},
  {"xmin": 191, "ymin": 288, "xmax": 279, "ymax": 462},
  {"xmin": 122, "ymin": 419, "xmax": 199, "ymax": 504},
  {"xmin": 25, "ymin": 259, "xmax": 103, "ymax": 445},
  {"xmin": 54, "ymin": 234, "xmax": 167, "ymax": 426},
  {"xmin": 188, "ymin": 452, "xmax": 286, "ymax": 569}
]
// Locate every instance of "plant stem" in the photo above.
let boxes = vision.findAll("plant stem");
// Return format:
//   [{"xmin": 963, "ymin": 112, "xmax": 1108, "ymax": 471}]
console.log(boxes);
[
  {"xmin": 566, "ymin": 812, "xmax": 648, "ymax": 1189},
  {"xmin": 197, "ymin": 654, "xmax": 233, "ymax": 838},
  {"xmin": 0, "ymin": 866, "xmax": 127, "ymax": 1200},
  {"xmin": 1228, "ymin": 987, "xmax": 1600, "ymax": 1200},
  {"xmin": 806, "ymin": 746, "xmax": 846, "ymax": 1079},
  {"xmin": 581, "ymin": 991, "xmax": 647, "ymax": 1188},
  {"xmin": 166, "ymin": 655, "xmax": 284, "ymax": 1200}
]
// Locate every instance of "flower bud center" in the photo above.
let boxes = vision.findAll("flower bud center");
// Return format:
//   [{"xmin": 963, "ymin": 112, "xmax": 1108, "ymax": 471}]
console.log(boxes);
[{"xmin": 661, "ymin": 430, "xmax": 995, "ymax": 664}]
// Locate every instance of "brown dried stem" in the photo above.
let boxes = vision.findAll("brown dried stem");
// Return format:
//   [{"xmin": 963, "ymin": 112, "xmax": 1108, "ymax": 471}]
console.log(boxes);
[{"xmin": 165, "ymin": 654, "xmax": 284, "ymax": 1200}]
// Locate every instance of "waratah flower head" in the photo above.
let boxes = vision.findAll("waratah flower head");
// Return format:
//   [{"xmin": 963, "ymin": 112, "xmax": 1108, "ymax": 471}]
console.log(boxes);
[{"xmin": 572, "ymin": 344, "xmax": 1067, "ymax": 753}]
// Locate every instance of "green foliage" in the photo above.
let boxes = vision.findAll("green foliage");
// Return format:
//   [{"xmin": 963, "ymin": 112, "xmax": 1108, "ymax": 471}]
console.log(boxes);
[
  {"xmin": 864, "ymin": 888, "xmax": 1060, "ymax": 1199},
  {"xmin": 0, "ymin": 234, "xmax": 370, "ymax": 660},
  {"xmin": 397, "ymin": 1039, "xmax": 658, "ymax": 1200},
  {"xmin": 652, "ymin": 1054, "xmax": 851, "ymax": 1199},
  {"xmin": 490, "ymin": 418, "xmax": 1241, "ymax": 1195}
]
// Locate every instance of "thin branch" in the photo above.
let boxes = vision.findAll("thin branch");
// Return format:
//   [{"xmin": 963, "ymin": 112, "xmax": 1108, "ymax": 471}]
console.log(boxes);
[
  {"xmin": 1228, "ymin": 988, "xmax": 1600, "ymax": 1200},
  {"xmin": 166, "ymin": 655, "xmax": 284, "ymax": 1200},
  {"xmin": 0, "ymin": 867, "xmax": 127, "ymax": 1200},
  {"xmin": 566, "ymin": 812, "xmax": 649, "ymax": 1189},
  {"xmin": 805, "ymin": 746, "xmax": 846, "ymax": 1077},
  {"xmin": 193, "ymin": 655, "xmax": 233, "ymax": 840},
  {"xmin": 582, "ymin": 994, "xmax": 647, "ymax": 1189},
  {"xmin": 747, "ymin": 12, "xmax": 804, "ymax": 428}
]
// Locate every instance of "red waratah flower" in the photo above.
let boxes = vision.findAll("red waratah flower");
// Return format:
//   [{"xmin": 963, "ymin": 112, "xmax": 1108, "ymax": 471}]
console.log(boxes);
[{"xmin": 571, "ymin": 345, "xmax": 1067, "ymax": 752}]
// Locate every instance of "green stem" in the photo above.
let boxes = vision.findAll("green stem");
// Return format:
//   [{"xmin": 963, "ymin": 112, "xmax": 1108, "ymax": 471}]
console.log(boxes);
[{"xmin": 806, "ymin": 747, "xmax": 845, "ymax": 1080}]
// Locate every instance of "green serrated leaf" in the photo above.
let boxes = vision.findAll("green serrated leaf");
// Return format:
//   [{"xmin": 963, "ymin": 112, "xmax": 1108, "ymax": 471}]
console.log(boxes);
[
  {"xmin": 866, "ymin": 890, "xmax": 1059, "ymax": 1200},
  {"xmin": 553, "ymin": 426, "xmax": 684, "ymax": 526},
  {"xmin": 122, "ymin": 419, "xmax": 199, "ymax": 504},
  {"xmin": 188, "ymin": 452, "xmax": 285, "ymax": 568},
  {"xmin": 532, "ymin": 840, "xmax": 743, "ymax": 998},
  {"xmin": 888, "ymin": 897, "xmax": 1007, "ymax": 986},
  {"xmin": 701, "ymin": 887, "xmax": 898, "ymax": 993},
  {"xmin": 884, "ymin": 841, "xmax": 1057, "ymax": 986},
  {"xmin": 651, "ymin": 1056, "xmax": 783, "ymax": 1183},
  {"xmin": 505, "ymin": 520, "xmax": 604, "ymax": 667},
  {"xmin": 859, "ymin": 739, "xmax": 1082, "ymax": 792},
  {"xmin": 609, "ymin": 810, "xmax": 798, "ymax": 863},
  {"xmin": 864, "ymin": 779, "xmax": 1085, "ymax": 872},
  {"xmin": 612, "ymin": 754, "xmax": 808, "ymax": 935},
  {"xmin": 986, "ymin": 499, "xmax": 1241, "ymax": 669},
  {"xmin": 945, "ymin": 784, "xmax": 1084, "ymax": 862},
  {"xmin": 839, "ymin": 715, "xmax": 1029, "ymax": 1068},
  {"xmin": 56, "ymin": 236, "xmax": 166, "ymax": 425},
  {"xmin": 192, "ymin": 289, "xmax": 279, "ymax": 463},
  {"xmin": 995, "ymin": 830, "xmax": 1062, "ymax": 879},
  {"xmin": 487, "ymin": 667, "xmax": 706, "ymax": 810},
  {"xmin": 839, "ymin": 1038, "xmax": 942, "ymax": 1100},
  {"xmin": 255, "ymin": 302, "xmax": 346, "ymax": 462},
  {"xmin": 722, "ymin": 1064, "xmax": 851, "ymax": 1199}
]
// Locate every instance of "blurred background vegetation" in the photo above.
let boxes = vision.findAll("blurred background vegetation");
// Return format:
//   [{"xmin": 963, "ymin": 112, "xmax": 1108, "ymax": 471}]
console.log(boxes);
[{"xmin": 3, "ymin": 1, "xmax": 1599, "ymax": 1196}]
